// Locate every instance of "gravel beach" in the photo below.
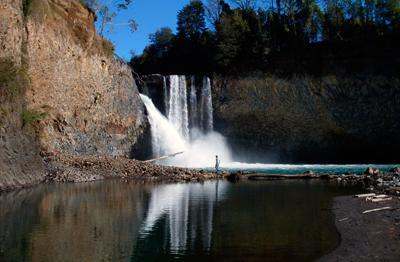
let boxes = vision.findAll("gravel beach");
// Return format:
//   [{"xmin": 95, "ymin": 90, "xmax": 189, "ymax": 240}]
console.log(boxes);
[{"xmin": 320, "ymin": 196, "xmax": 400, "ymax": 261}]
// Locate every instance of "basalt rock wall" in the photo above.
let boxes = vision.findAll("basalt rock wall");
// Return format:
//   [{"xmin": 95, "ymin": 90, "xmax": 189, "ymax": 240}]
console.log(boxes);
[{"xmin": 212, "ymin": 75, "xmax": 400, "ymax": 163}]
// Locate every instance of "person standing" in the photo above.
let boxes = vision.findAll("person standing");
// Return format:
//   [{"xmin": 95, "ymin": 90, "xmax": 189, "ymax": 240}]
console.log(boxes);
[{"xmin": 215, "ymin": 155, "xmax": 220, "ymax": 174}]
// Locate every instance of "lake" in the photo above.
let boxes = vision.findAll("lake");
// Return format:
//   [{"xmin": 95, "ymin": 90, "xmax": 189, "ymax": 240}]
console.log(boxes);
[{"xmin": 0, "ymin": 179, "xmax": 362, "ymax": 262}]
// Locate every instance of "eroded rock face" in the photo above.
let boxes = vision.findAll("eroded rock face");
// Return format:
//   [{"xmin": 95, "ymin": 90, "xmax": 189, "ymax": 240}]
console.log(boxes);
[
  {"xmin": 24, "ymin": 0, "xmax": 147, "ymax": 157},
  {"xmin": 1, "ymin": 0, "xmax": 148, "ymax": 190},
  {"xmin": 0, "ymin": 0, "xmax": 24, "ymax": 66},
  {"xmin": 0, "ymin": 0, "xmax": 45, "ymax": 190}
]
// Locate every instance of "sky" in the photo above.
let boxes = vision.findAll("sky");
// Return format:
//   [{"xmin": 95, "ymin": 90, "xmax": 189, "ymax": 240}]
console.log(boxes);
[{"xmin": 101, "ymin": 0, "xmax": 192, "ymax": 61}]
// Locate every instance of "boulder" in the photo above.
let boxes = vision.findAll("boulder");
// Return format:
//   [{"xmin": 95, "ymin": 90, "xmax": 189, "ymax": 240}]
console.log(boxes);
[
  {"xmin": 364, "ymin": 167, "xmax": 379, "ymax": 176},
  {"xmin": 227, "ymin": 172, "xmax": 241, "ymax": 183}
]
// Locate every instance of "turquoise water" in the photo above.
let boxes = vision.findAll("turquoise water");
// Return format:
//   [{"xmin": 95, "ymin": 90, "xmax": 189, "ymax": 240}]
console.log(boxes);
[{"xmin": 217, "ymin": 163, "xmax": 398, "ymax": 174}]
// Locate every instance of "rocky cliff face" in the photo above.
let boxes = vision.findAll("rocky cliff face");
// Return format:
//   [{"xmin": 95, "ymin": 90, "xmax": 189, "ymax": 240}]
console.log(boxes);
[
  {"xmin": 25, "ymin": 0, "xmax": 147, "ymax": 157},
  {"xmin": 0, "ymin": 0, "xmax": 45, "ymax": 190},
  {"xmin": 0, "ymin": 0, "xmax": 148, "ymax": 190},
  {"xmin": 213, "ymin": 75, "xmax": 400, "ymax": 163}
]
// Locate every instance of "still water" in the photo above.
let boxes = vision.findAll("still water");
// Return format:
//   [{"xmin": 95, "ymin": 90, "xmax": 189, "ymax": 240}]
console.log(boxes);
[{"xmin": 0, "ymin": 180, "xmax": 361, "ymax": 262}]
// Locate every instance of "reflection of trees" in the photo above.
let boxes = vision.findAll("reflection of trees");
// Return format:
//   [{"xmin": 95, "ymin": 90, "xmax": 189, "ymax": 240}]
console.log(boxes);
[{"xmin": 27, "ymin": 181, "xmax": 148, "ymax": 262}]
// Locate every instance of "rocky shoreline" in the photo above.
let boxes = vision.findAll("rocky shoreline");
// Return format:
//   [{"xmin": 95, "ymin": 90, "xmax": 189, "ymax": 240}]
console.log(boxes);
[
  {"xmin": 2, "ymin": 153, "xmax": 399, "ymax": 196},
  {"xmin": 43, "ymin": 154, "xmax": 220, "ymax": 184},
  {"xmin": 0, "ymin": 154, "xmax": 220, "ymax": 193},
  {"xmin": 228, "ymin": 167, "xmax": 400, "ymax": 196}
]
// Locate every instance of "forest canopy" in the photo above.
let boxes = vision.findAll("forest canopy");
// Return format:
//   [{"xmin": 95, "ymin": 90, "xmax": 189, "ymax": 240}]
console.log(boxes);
[{"xmin": 130, "ymin": 0, "xmax": 400, "ymax": 76}]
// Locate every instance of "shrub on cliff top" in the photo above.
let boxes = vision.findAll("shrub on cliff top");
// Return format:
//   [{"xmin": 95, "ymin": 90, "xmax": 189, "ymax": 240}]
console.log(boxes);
[{"xmin": 101, "ymin": 38, "xmax": 115, "ymax": 58}]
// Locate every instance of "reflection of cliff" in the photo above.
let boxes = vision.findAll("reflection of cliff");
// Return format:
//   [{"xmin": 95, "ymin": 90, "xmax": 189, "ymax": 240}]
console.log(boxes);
[
  {"xmin": 28, "ymin": 182, "xmax": 148, "ymax": 262},
  {"xmin": 136, "ymin": 182, "xmax": 225, "ymax": 257},
  {"xmin": 0, "ymin": 188, "xmax": 45, "ymax": 262}
]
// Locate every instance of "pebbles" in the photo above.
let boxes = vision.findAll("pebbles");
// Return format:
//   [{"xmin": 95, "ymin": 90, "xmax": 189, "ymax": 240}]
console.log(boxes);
[
  {"xmin": 330, "ymin": 167, "xmax": 400, "ymax": 196},
  {"xmin": 43, "ymin": 154, "xmax": 219, "ymax": 184}
]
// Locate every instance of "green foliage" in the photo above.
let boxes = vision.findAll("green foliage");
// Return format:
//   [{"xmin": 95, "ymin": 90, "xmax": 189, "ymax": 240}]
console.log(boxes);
[
  {"xmin": 131, "ymin": 0, "xmax": 400, "ymax": 76},
  {"xmin": 215, "ymin": 11, "xmax": 250, "ymax": 68},
  {"xmin": 177, "ymin": 0, "xmax": 207, "ymax": 39},
  {"xmin": 149, "ymin": 27, "xmax": 174, "ymax": 52},
  {"xmin": 21, "ymin": 110, "xmax": 47, "ymax": 128}
]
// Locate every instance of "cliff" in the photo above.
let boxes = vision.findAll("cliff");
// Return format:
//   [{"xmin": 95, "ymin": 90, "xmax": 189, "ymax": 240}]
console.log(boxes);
[
  {"xmin": 0, "ymin": 0, "xmax": 148, "ymax": 190},
  {"xmin": 0, "ymin": 0, "xmax": 44, "ymax": 190},
  {"xmin": 213, "ymin": 75, "xmax": 400, "ymax": 163}
]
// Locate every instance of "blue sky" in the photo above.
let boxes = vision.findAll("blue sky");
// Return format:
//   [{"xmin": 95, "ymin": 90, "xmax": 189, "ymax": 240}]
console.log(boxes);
[{"xmin": 101, "ymin": 0, "xmax": 192, "ymax": 60}]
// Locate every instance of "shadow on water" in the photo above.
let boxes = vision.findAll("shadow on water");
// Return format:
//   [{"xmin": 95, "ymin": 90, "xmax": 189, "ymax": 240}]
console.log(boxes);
[{"xmin": 0, "ymin": 180, "xmax": 362, "ymax": 262}]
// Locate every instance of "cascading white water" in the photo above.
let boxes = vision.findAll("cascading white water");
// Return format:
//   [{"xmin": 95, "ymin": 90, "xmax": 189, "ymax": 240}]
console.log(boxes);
[
  {"xmin": 189, "ymin": 76, "xmax": 198, "ymax": 131},
  {"xmin": 168, "ymin": 75, "xmax": 190, "ymax": 140},
  {"xmin": 163, "ymin": 76, "xmax": 169, "ymax": 115},
  {"xmin": 140, "ymin": 94, "xmax": 185, "ymax": 157},
  {"xmin": 200, "ymin": 76, "xmax": 214, "ymax": 132},
  {"xmin": 140, "ymin": 75, "xmax": 232, "ymax": 167}
]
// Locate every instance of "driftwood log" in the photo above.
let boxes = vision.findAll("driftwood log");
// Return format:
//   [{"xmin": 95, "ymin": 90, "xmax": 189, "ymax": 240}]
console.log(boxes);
[{"xmin": 143, "ymin": 152, "xmax": 184, "ymax": 163}]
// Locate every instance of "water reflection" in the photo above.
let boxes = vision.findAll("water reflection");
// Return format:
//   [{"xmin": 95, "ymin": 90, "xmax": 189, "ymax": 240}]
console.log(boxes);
[
  {"xmin": 0, "ymin": 180, "xmax": 361, "ymax": 262},
  {"xmin": 29, "ymin": 182, "xmax": 148, "ymax": 262},
  {"xmin": 0, "ymin": 188, "xmax": 44, "ymax": 262},
  {"xmin": 139, "ymin": 181, "xmax": 225, "ymax": 254}
]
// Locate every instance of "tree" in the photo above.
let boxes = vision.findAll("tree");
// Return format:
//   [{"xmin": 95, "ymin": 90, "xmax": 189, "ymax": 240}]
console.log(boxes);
[
  {"xmin": 82, "ymin": 0, "xmax": 137, "ymax": 36},
  {"xmin": 177, "ymin": 0, "xmax": 207, "ymax": 40},
  {"xmin": 149, "ymin": 27, "xmax": 174, "ymax": 57},
  {"xmin": 385, "ymin": 0, "xmax": 400, "ymax": 30},
  {"xmin": 323, "ymin": 0, "xmax": 346, "ymax": 40},
  {"xmin": 295, "ymin": 0, "xmax": 324, "ymax": 42},
  {"xmin": 215, "ymin": 11, "xmax": 250, "ymax": 69},
  {"xmin": 230, "ymin": 0, "xmax": 258, "ymax": 10},
  {"xmin": 205, "ymin": 0, "xmax": 231, "ymax": 28}
]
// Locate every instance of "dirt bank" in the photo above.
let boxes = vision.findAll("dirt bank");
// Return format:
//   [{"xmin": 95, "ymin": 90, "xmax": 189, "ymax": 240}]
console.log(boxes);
[{"xmin": 320, "ymin": 196, "xmax": 400, "ymax": 261}]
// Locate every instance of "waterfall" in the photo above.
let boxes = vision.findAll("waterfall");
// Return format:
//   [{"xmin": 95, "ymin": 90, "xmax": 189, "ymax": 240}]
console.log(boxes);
[
  {"xmin": 163, "ymin": 76, "xmax": 169, "ymax": 115},
  {"xmin": 167, "ymin": 75, "xmax": 189, "ymax": 140},
  {"xmin": 140, "ymin": 75, "xmax": 232, "ymax": 167},
  {"xmin": 189, "ymin": 76, "xmax": 198, "ymax": 131},
  {"xmin": 140, "ymin": 94, "xmax": 185, "ymax": 157},
  {"xmin": 200, "ymin": 77, "xmax": 214, "ymax": 132}
]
